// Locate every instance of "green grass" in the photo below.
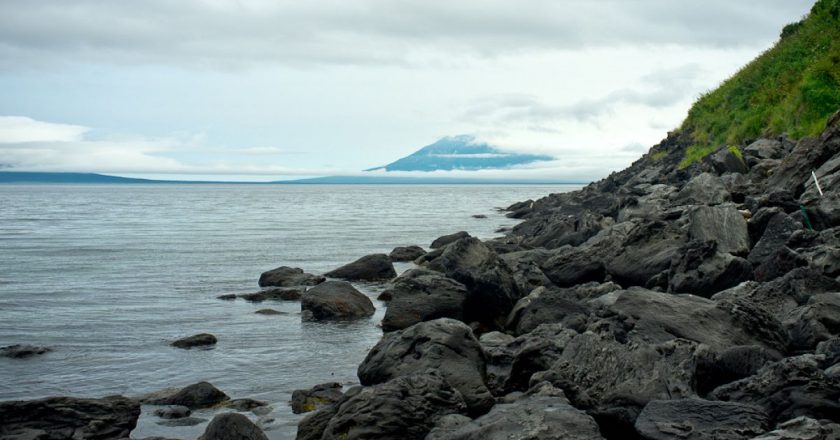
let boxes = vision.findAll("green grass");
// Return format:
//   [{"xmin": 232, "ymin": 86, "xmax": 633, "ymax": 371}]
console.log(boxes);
[
  {"xmin": 679, "ymin": 0, "xmax": 840, "ymax": 166},
  {"xmin": 727, "ymin": 145, "xmax": 744, "ymax": 160}
]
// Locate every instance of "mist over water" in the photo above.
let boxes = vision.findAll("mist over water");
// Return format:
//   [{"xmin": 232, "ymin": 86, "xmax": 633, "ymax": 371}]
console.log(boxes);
[{"xmin": 0, "ymin": 183, "xmax": 577, "ymax": 438}]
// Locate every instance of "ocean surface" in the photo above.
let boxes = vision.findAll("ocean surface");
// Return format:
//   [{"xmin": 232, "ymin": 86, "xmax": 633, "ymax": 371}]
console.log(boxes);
[{"xmin": 0, "ymin": 183, "xmax": 578, "ymax": 439}]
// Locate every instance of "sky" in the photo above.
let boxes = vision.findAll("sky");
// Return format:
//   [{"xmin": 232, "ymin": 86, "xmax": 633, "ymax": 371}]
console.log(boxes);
[{"xmin": 0, "ymin": 0, "xmax": 816, "ymax": 181}]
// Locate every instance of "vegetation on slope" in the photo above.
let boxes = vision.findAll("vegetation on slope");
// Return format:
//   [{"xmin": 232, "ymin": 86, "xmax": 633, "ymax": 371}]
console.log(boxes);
[{"xmin": 678, "ymin": 0, "xmax": 840, "ymax": 167}]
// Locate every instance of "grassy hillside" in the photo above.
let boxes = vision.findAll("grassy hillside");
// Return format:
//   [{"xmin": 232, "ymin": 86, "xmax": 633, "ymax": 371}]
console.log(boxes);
[{"xmin": 679, "ymin": 0, "xmax": 840, "ymax": 167}]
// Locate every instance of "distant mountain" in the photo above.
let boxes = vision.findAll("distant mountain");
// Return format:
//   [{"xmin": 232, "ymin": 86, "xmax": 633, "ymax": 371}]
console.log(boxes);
[
  {"xmin": 276, "ymin": 175, "xmax": 580, "ymax": 185},
  {"xmin": 366, "ymin": 135, "xmax": 554, "ymax": 172},
  {"xmin": 0, "ymin": 172, "xmax": 160, "ymax": 184}
]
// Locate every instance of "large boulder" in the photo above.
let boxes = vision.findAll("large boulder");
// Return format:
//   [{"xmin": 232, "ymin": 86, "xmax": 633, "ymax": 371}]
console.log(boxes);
[
  {"xmin": 505, "ymin": 286, "xmax": 597, "ymax": 335},
  {"xmin": 540, "ymin": 221, "xmax": 638, "ymax": 287},
  {"xmin": 431, "ymin": 231, "xmax": 471, "ymax": 249},
  {"xmin": 672, "ymin": 172, "xmax": 731, "ymax": 205},
  {"xmin": 426, "ymin": 383, "xmax": 605, "ymax": 440},
  {"xmin": 708, "ymin": 146, "xmax": 749, "ymax": 175},
  {"xmin": 668, "ymin": 240, "xmax": 753, "ymax": 297},
  {"xmin": 145, "ymin": 381, "xmax": 230, "ymax": 409},
  {"xmin": 357, "ymin": 318, "xmax": 494, "ymax": 415},
  {"xmin": 198, "ymin": 412, "xmax": 268, "ymax": 440},
  {"xmin": 258, "ymin": 266, "xmax": 325, "ymax": 287},
  {"xmin": 499, "ymin": 249, "xmax": 555, "ymax": 295},
  {"xmin": 785, "ymin": 293, "xmax": 840, "ymax": 351},
  {"xmin": 709, "ymin": 354, "xmax": 840, "ymax": 424},
  {"xmin": 744, "ymin": 138, "xmax": 788, "ymax": 161},
  {"xmin": 634, "ymin": 399, "xmax": 769, "ymax": 440},
  {"xmin": 0, "ymin": 395, "xmax": 141, "ymax": 440},
  {"xmin": 606, "ymin": 221, "xmax": 686, "ymax": 288},
  {"xmin": 381, "ymin": 269, "xmax": 469, "ymax": 332},
  {"xmin": 389, "ymin": 245, "xmax": 427, "ymax": 262},
  {"xmin": 301, "ymin": 281, "xmax": 375, "ymax": 321},
  {"xmin": 324, "ymin": 254, "xmax": 397, "ymax": 281},
  {"xmin": 748, "ymin": 213, "xmax": 802, "ymax": 266},
  {"xmin": 426, "ymin": 237, "xmax": 521, "ymax": 328},
  {"xmin": 687, "ymin": 205, "xmax": 750, "ymax": 256},
  {"xmin": 313, "ymin": 374, "xmax": 467, "ymax": 440},
  {"xmin": 766, "ymin": 115, "xmax": 840, "ymax": 197},
  {"xmin": 590, "ymin": 288, "xmax": 788, "ymax": 352}
]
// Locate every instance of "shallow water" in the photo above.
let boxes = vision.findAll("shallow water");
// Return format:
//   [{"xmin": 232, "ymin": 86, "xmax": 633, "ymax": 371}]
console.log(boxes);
[{"xmin": 0, "ymin": 183, "xmax": 577, "ymax": 439}]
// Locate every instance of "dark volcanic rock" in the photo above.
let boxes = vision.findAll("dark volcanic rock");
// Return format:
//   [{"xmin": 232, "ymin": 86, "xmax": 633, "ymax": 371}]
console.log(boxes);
[
  {"xmin": 357, "ymin": 318, "xmax": 494, "ymax": 415},
  {"xmin": 427, "ymin": 382, "xmax": 605, "ymax": 440},
  {"xmin": 153, "ymin": 405, "xmax": 190, "ymax": 419},
  {"xmin": 171, "ymin": 333, "xmax": 217, "ymax": 349},
  {"xmin": 687, "ymin": 205, "xmax": 750, "ymax": 256},
  {"xmin": 505, "ymin": 286, "xmax": 592, "ymax": 335},
  {"xmin": 751, "ymin": 416, "xmax": 840, "ymax": 439},
  {"xmin": 146, "ymin": 381, "xmax": 230, "ymax": 409},
  {"xmin": 748, "ymin": 213, "xmax": 802, "ymax": 266},
  {"xmin": 607, "ymin": 222, "xmax": 686, "ymax": 288},
  {"xmin": 291, "ymin": 382, "xmax": 344, "ymax": 414},
  {"xmin": 668, "ymin": 240, "xmax": 753, "ymax": 297},
  {"xmin": 695, "ymin": 345, "xmax": 783, "ymax": 395},
  {"xmin": 785, "ymin": 293, "xmax": 840, "ymax": 350},
  {"xmin": 634, "ymin": 399, "xmax": 769, "ymax": 440},
  {"xmin": 254, "ymin": 308, "xmax": 285, "ymax": 315},
  {"xmin": 388, "ymin": 245, "xmax": 427, "ymax": 262},
  {"xmin": 381, "ymin": 269, "xmax": 469, "ymax": 332},
  {"xmin": 708, "ymin": 146, "xmax": 749, "ymax": 175},
  {"xmin": 301, "ymin": 280, "xmax": 375, "ymax": 321},
  {"xmin": 426, "ymin": 237, "xmax": 521, "ymax": 328},
  {"xmin": 499, "ymin": 248, "xmax": 555, "ymax": 295},
  {"xmin": 0, "ymin": 344, "xmax": 51, "ymax": 358},
  {"xmin": 753, "ymin": 246, "xmax": 808, "ymax": 282},
  {"xmin": 709, "ymin": 354, "xmax": 840, "ymax": 424},
  {"xmin": 198, "ymin": 412, "xmax": 268, "ymax": 440},
  {"xmin": 239, "ymin": 286, "xmax": 306, "ymax": 302},
  {"xmin": 673, "ymin": 172, "xmax": 731, "ymax": 205},
  {"xmin": 314, "ymin": 374, "xmax": 467, "ymax": 440},
  {"xmin": 431, "ymin": 231, "xmax": 471, "ymax": 248},
  {"xmin": 0, "ymin": 395, "xmax": 140, "ymax": 440},
  {"xmin": 157, "ymin": 416, "xmax": 206, "ymax": 427},
  {"xmin": 744, "ymin": 138, "xmax": 787, "ymax": 161},
  {"xmin": 258, "ymin": 266, "xmax": 325, "ymax": 287},
  {"xmin": 324, "ymin": 253, "xmax": 397, "ymax": 281}
]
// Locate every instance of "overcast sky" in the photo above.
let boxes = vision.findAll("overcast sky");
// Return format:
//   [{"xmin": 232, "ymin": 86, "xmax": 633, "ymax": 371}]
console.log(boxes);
[{"xmin": 0, "ymin": 0, "xmax": 815, "ymax": 181}]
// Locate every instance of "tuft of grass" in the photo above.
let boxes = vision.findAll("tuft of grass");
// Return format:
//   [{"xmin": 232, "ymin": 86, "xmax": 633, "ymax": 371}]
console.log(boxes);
[
  {"xmin": 678, "ymin": 145, "xmax": 718, "ymax": 169},
  {"xmin": 727, "ymin": 145, "xmax": 744, "ymax": 160},
  {"xmin": 649, "ymin": 150, "xmax": 668, "ymax": 162},
  {"xmin": 679, "ymin": 0, "xmax": 840, "ymax": 163}
]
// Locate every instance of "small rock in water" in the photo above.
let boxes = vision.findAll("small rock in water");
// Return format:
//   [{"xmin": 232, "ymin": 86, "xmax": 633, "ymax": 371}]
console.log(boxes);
[
  {"xmin": 258, "ymin": 266, "xmax": 325, "ymax": 288},
  {"xmin": 198, "ymin": 412, "xmax": 269, "ymax": 440},
  {"xmin": 254, "ymin": 308, "xmax": 285, "ymax": 315},
  {"xmin": 472, "ymin": 214, "xmax": 488, "ymax": 219},
  {"xmin": 153, "ymin": 405, "xmax": 191, "ymax": 419},
  {"xmin": 156, "ymin": 416, "xmax": 206, "ymax": 427},
  {"xmin": 0, "ymin": 344, "xmax": 51, "ymax": 358},
  {"xmin": 145, "ymin": 381, "xmax": 230, "ymax": 409},
  {"xmin": 224, "ymin": 398, "xmax": 269, "ymax": 411},
  {"xmin": 239, "ymin": 287, "xmax": 306, "ymax": 302},
  {"xmin": 301, "ymin": 281, "xmax": 375, "ymax": 321},
  {"xmin": 291, "ymin": 382, "xmax": 344, "ymax": 414},
  {"xmin": 216, "ymin": 294, "xmax": 237, "ymax": 301},
  {"xmin": 324, "ymin": 253, "xmax": 397, "ymax": 281},
  {"xmin": 171, "ymin": 333, "xmax": 217, "ymax": 349}
]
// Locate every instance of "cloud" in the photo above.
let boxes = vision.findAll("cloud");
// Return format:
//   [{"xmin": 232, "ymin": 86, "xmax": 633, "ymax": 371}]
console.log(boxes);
[
  {"xmin": 0, "ymin": 0, "xmax": 814, "ymax": 70},
  {"xmin": 0, "ymin": 116, "xmax": 89, "ymax": 143}
]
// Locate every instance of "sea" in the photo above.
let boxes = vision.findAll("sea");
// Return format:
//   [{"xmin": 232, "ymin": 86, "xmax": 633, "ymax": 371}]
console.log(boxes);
[{"xmin": 0, "ymin": 183, "xmax": 579, "ymax": 439}]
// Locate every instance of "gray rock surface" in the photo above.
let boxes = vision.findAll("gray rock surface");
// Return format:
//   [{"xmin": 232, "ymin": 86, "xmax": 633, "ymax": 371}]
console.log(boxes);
[
  {"xmin": 0, "ymin": 395, "xmax": 140, "ymax": 440},
  {"xmin": 258, "ymin": 266, "xmax": 325, "ymax": 287},
  {"xmin": 381, "ymin": 269, "xmax": 469, "ymax": 332},
  {"xmin": 324, "ymin": 253, "xmax": 397, "ymax": 281},
  {"xmin": 198, "ymin": 412, "xmax": 268, "ymax": 440},
  {"xmin": 301, "ymin": 280, "xmax": 375, "ymax": 320},
  {"xmin": 635, "ymin": 399, "xmax": 769, "ymax": 440}
]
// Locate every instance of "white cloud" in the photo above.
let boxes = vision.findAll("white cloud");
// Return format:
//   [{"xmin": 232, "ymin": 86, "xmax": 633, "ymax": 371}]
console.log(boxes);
[{"xmin": 0, "ymin": 116, "xmax": 89, "ymax": 143}]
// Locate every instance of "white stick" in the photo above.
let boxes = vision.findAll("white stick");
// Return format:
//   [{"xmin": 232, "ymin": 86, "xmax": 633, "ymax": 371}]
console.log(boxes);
[{"xmin": 812, "ymin": 170, "xmax": 824, "ymax": 196}]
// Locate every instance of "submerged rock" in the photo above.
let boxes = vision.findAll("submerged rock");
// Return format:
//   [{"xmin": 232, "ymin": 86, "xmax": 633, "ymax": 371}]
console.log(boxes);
[
  {"xmin": 153, "ymin": 405, "xmax": 191, "ymax": 419},
  {"xmin": 145, "ymin": 381, "xmax": 230, "ymax": 409},
  {"xmin": 301, "ymin": 281, "xmax": 375, "ymax": 320},
  {"xmin": 0, "ymin": 395, "xmax": 140, "ymax": 440},
  {"xmin": 324, "ymin": 253, "xmax": 397, "ymax": 281},
  {"xmin": 171, "ymin": 333, "xmax": 217, "ymax": 349},
  {"xmin": 0, "ymin": 344, "xmax": 51, "ymax": 358},
  {"xmin": 258, "ymin": 266, "xmax": 325, "ymax": 287},
  {"xmin": 239, "ymin": 286, "xmax": 306, "ymax": 302},
  {"xmin": 291, "ymin": 382, "xmax": 344, "ymax": 414}
]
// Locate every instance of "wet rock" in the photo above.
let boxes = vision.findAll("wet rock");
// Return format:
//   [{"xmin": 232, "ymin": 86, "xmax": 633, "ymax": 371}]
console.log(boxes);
[
  {"xmin": 316, "ymin": 374, "xmax": 467, "ymax": 440},
  {"xmin": 668, "ymin": 240, "xmax": 753, "ymax": 297},
  {"xmin": 0, "ymin": 344, "xmax": 51, "ymax": 358},
  {"xmin": 254, "ymin": 308, "xmax": 285, "ymax": 315},
  {"xmin": 426, "ymin": 383, "xmax": 604, "ymax": 440},
  {"xmin": 687, "ymin": 205, "xmax": 750, "ymax": 255},
  {"xmin": 259, "ymin": 266, "xmax": 325, "ymax": 287},
  {"xmin": 751, "ymin": 416, "xmax": 840, "ymax": 440},
  {"xmin": 239, "ymin": 287, "xmax": 306, "ymax": 302},
  {"xmin": 430, "ymin": 231, "xmax": 471, "ymax": 249},
  {"xmin": 0, "ymin": 395, "xmax": 140, "ymax": 440},
  {"xmin": 472, "ymin": 214, "xmax": 488, "ymax": 219},
  {"xmin": 224, "ymin": 398, "xmax": 268, "ymax": 411},
  {"xmin": 381, "ymin": 269, "xmax": 469, "ymax": 332},
  {"xmin": 153, "ymin": 405, "xmax": 191, "ymax": 419},
  {"xmin": 634, "ymin": 399, "xmax": 769, "ymax": 440},
  {"xmin": 709, "ymin": 354, "xmax": 840, "ymax": 424},
  {"xmin": 301, "ymin": 281, "xmax": 375, "ymax": 321},
  {"xmin": 388, "ymin": 245, "xmax": 427, "ymax": 262},
  {"xmin": 198, "ymin": 412, "xmax": 268, "ymax": 440},
  {"xmin": 426, "ymin": 237, "xmax": 520, "ymax": 328},
  {"xmin": 376, "ymin": 290, "xmax": 393, "ymax": 301},
  {"xmin": 171, "ymin": 333, "xmax": 217, "ymax": 349},
  {"xmin": 324, "ymin": 253, "xmax": 397, "ymax": 281},
  {"xmin": 673, "ymin": 172, "xmax": 731, "ymax": 205},
  {"xmin": 291, "ymin": 382, "xmax": 344, "ymax": 414},
  {"xmin": 157, "ymin": 416, "xmax": 206, "ymax": 427},
  {"xmin": 217, "ymin": 293, "xmax": 237, "ymax": 300},
  {"xmin": 357, "ymin": 318, "xmax": 494, "ymax": 415},
  {"xmin": 146, "ymin": 381, "xmax": 230, "ymax": 409}
]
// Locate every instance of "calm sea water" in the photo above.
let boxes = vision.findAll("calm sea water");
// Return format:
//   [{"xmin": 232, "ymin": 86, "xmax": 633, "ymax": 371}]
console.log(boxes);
[{"xmin": 0, "ymin": 184, "xmax": 577, "ymax": 439}]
